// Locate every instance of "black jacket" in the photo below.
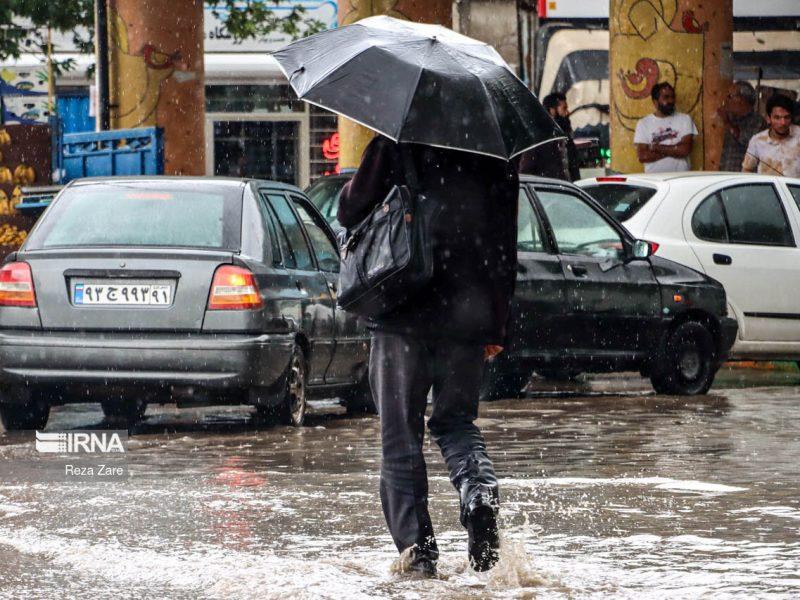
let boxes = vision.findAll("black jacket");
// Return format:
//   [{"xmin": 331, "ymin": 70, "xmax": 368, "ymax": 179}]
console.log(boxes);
[{"xmin": 338, "ymin": 136, "xmax": 519, "ymax": 345}]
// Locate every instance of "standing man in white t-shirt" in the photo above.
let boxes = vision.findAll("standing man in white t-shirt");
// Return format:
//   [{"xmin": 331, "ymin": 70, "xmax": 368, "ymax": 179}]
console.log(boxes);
[{"xmin": 634, "ymin": 82, "xmax": 698, "ymax": 173}]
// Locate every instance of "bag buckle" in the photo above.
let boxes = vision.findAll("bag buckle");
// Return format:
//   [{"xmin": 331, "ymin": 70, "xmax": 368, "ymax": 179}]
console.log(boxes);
[{"xmin": 342, "ymin": 234, "xmax": 359, "ymax": 259}]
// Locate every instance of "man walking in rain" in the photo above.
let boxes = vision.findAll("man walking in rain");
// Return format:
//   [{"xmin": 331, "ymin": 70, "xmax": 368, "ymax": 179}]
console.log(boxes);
[
  {"xmin": 274, "ymin": 15, "xmax": 559, "ymax": 577},
  {"xmin": 338, "ymin": 136, "xmax": 518, "ymax": 576}
]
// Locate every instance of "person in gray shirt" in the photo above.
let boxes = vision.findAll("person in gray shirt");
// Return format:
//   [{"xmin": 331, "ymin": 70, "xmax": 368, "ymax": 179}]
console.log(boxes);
[{"xmin": 718, "ymin": 81, "xmax": 766, "ymax": 172}]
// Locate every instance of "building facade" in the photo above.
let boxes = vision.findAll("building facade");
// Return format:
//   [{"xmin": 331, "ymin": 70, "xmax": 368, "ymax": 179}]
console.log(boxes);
[{"xmin": 0, "ymin": 1, "xmax": 341, "ymax": 188}]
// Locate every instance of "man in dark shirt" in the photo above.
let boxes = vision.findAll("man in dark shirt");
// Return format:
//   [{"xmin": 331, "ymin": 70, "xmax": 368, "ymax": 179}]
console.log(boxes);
[
  {"xmin": 718, "ymin": 81, "xmax": 766, "ymax": 172},
  {"xmin": 543, "ymin": 92, "xmax": 581, "ymax": 181},
  {"xmin": 338, "ymin": 135, "xmax": 518, "ymax": 576},
  {"xmin": 515, "ymin": 92, "xmax": 578, "ymax": 181}
]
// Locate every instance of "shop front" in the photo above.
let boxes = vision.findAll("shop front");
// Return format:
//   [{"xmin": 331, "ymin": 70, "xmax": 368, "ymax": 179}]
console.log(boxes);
[
  {"xmin": 202, "ymin": 73, "xmax": 338, "ymax": 189},
  {"xmin": 0, "ymin": 2, "xmax": 341, "ymax": 187}
]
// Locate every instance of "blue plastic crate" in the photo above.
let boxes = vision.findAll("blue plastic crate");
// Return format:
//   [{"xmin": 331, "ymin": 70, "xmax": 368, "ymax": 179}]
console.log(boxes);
[{"xmin": 61, "ymin": 127, "xmax": 163, "ymax": 183}]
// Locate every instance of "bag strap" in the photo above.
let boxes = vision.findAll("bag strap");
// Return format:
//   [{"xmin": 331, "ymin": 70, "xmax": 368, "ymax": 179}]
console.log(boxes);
[{"xmin": 399, "ymin": 144, "xmax": 419, "ymax": 195}]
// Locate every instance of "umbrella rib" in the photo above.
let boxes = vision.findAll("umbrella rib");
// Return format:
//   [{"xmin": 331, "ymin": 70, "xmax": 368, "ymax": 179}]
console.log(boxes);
[
  {"xmin": 297, "ymin": 97, "xmax": 400, "ymax": 143},
  {"xmin": 509, "ymin": 135, "xmax": 568, "ymax": 159},
  {"xmin": 296, "ymin": 43, "xmax": 385, "ymax": 97},
  {"xmin": 460, "ymin": 62, "xmax": 506, "ymax": 157},
  {"xmin": 430, "ymin": 42, "xmax": 509, "ymax": 155},
  {"xmin": 439, "ymin": 43, "xmax": 562, "ymax": 158},
  {"xmin": 396, "ymin": 40, "xmax": 437, "ymax": 141}
]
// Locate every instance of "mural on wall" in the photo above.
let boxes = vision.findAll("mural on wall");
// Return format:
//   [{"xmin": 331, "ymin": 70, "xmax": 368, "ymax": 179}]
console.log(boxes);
[
  {"xmin": 108, "ymin": 9, "xmax": 183, "ymax": 129},
  {"xmin": 0, "ymin": 66, "xmax": 51, "ymax": 124},
  {"xmin": 610, "ymin": 0, "xmax": 707, "ymax": 173}
]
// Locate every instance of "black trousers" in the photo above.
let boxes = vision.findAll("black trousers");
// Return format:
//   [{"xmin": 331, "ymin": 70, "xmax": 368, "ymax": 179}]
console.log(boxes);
[{"xmin": 369, "ymin": 330, "xmax": 499, "ymax": 557}]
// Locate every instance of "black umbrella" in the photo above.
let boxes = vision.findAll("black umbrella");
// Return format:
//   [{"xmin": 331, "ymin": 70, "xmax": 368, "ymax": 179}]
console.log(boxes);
[{"xmin": 272, "ymin": 16, "xmax": 563, "ymax": 160}]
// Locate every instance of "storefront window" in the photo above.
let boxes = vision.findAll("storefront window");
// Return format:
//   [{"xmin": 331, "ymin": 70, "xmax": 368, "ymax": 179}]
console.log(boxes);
[
  {"xmin": 207, "ymin": 83, "xmax": 339, "ymax": 186},
  {"xmin": 310, "ymin": 105, "xmax": 339, "ymax": 182},
  {"xmin": 213, "ymin": 120, "xmax": 298, "ymax": 184}
]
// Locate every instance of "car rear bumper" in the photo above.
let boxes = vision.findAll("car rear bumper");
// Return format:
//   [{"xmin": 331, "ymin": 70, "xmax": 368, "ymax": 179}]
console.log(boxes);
[{"xmin": 0, "ymin": 330, "xmax": 294, "ymax": 394}]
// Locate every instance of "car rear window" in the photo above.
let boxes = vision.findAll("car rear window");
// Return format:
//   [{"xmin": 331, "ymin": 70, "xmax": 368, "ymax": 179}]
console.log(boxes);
[
  {"xmin": 581, "ymin": 184, "xmax": 657, "ymax": 222},
  {"xmin": 27, "ymin": 182, "xmax": 243, "ymax": 250}
]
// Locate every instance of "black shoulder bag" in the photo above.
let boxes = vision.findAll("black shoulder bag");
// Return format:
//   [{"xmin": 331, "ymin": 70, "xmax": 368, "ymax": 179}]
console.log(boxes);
[{"xmin": 336, "ymin": 146, "xmax": 436, "ymax": 319}]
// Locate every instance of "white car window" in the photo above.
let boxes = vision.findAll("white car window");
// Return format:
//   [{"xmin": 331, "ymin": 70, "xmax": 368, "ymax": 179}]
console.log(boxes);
[
  {"xmin": 581, "ymin": 184, "xmax": 657, "ymax": 222},
  {"xmin": 693, "ymin": 184, "xmax": 795, "ymax": 247},
  {"xmin": 537, "ymin": 189, "xmax": 624, "ymax": 260},
  {"xmin": 692, "ymin": 195, "xmax": 728, "ymax": 243},
  {"xmin": 720, "ymin": 184, "xmax": 794, "ymax": 247},
  {"xmin": 789, "ymin": 185, "xmax": 800, "ymax": 212}
]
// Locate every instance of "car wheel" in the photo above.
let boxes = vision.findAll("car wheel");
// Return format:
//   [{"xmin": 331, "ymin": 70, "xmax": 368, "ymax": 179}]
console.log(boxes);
[
  {"xmin": 0, "ymin": 395, "xmax": 50, "ymax": 431},
  {"xmin": 279, "ymin": 346, "xmax": 308, "ymax": 427},
  {"xmin": 344, "ymin": 369, "xmax": 377, "ymax": 415},
  {"xmin": 536, "ymin": 367, "xmax": 582, "ymax": 382},
  {"xmin": 101, "ymin": 399, "xmax": 147, "ymax": 426},
  {"xmin": 479, "ymin": 359, "xmax": 530, "ymax": 402},
  {"xmin": 650, "ymin": 321, "xmax": 717, "ymax": 395}
]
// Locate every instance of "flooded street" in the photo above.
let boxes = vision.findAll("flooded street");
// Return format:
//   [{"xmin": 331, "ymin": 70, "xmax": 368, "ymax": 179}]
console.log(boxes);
[{"xmin": 1, "ymin": 368, "xmax": 799, "ymax": 599}]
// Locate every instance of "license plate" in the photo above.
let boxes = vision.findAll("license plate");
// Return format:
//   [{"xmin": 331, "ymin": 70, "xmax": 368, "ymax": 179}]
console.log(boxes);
[{"xmin": 72, "ymin": 280, "xmax": 173, "ymax": 306}]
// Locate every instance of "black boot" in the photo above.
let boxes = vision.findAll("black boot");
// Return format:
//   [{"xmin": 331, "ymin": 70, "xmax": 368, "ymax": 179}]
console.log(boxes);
[
  {"xmin": 461, "ymin": 483, "xmax": 500, "ymax": 572},
  {"xmin": 390, "ymin": 544, "xmax": 438, "ymax": 578}
]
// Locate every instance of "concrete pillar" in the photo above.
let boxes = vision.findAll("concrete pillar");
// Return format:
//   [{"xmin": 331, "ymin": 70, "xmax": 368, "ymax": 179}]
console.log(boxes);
[
  {"xmin": 609, "ymin": 0, "xmax": 733, "ymax": 173},
  {"xmin": 337, "ymin": 0, "xmax": 452, "ymax": 169},
  {"xmin": 108, "ymin": 0, "xmax": 205, "ymax": 175}
]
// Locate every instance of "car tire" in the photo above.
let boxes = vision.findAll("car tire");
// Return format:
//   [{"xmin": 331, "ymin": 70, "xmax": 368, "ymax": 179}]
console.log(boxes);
[
  {"xmin": 278, "ymin": 346, "xmax": 308, "ymax": 427},
  {"xmin": 0, "ymin": 396, "xmax": 50, "ymax": 431},
  {"xmin": 101, "ymin": 399, "xmax": 147, "ymax": 426},
  {"xmin": 479, "ymin": 359, "xmax": 530, "ymax": 402},
  {"xmin": 650, "ymin": 321, "xmax": 717, "ymax": 396},
  {"xmin": 536, "ymin": 367, "xmax": 582, "ymax": 382},
  {"xmin": 344, "ymin": 369, "xmax": 377, "ymax": 415}
]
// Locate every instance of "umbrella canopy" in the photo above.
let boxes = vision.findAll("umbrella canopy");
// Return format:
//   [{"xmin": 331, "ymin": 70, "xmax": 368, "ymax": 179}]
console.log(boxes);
[{"xmin": 272, "ymin": 16, "xmax": 563, "ymax": 160}]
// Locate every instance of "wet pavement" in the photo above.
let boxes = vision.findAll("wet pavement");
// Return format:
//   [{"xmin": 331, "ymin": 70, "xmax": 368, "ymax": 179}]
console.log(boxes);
[{"xmin": 1, "ymin": 367, "xmax": 799, "ymax": 599}]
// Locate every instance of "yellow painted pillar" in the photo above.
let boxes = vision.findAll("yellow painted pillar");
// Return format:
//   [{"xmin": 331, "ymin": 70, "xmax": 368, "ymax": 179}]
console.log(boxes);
[
  {"xmin": 337, "ymin": 0, "xmax": 453, "ymax": 169},
  {"xmin": 610, "ymin": 0, "xmax": 733, "ymax": 173},
  {"xmin": 108, "ymin": 0, "xmax": 205, "ymax": 175}
]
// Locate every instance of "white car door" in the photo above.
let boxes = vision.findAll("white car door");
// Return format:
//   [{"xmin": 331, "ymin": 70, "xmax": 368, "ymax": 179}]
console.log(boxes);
[{"xmin": 683, "ymin": 180, "xmax": 800, "ymax": 343}]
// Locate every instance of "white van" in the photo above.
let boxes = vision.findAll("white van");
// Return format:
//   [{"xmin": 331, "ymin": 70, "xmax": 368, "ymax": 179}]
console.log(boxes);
[{"xmin": 531, "ymin": 4, "xmax": 800, "ymax": 150}]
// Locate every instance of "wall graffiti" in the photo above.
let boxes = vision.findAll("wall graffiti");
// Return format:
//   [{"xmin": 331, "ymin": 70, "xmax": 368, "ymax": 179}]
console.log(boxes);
[
  {"xmin": 610, "ymin": 0, "xmax": 707, "ymax": 172},
  {"xmin": 108, "ymin": 9, "xmax": 182, "ymax": 129}
]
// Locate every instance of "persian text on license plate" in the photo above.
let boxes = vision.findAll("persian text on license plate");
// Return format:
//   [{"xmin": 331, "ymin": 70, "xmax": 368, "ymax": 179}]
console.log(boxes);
[{"xmin": 73, "ymin": 281, "xmax": 173, "ymax": 306}]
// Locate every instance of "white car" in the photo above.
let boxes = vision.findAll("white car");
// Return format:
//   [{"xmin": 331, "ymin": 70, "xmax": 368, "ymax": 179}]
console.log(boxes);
[{"xmin": 577, "ymin": 173, "xmax": 800, "ymax": 362}]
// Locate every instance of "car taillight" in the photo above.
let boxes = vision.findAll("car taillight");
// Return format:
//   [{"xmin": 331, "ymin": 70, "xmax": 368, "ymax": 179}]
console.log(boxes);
[
  {"xmin": 0, "ymin": 262, "xmax": 36, "ymax": 307},
  {"xmin": 595, "ymin": 176, "xmax": 627, "ymax": 182},
  {"xmin": 647, "ymin": 241, "xmax": 660, "ymax": 255},
  {"xmin": 207, "ymin": 266, "xmax": 263, "ymax": 310}
]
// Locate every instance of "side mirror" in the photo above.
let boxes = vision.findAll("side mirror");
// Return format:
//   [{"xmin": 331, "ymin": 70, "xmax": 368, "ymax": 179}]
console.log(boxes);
[{"xmin": 631, "ymin": 239, "xmax": 652, "ymax": 260}]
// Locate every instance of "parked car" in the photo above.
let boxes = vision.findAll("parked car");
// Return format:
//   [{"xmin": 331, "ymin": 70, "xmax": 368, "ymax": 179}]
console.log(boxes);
[
  {"xmin": 480, "ymin": 176, "xmax": 738, "ymax": 399},
  {"xmin": 577, "ymin": 173, "xmax": 800, "ymax": 364},
  {"xmin": 309, "ymin": 171, "xmax": 738, "ymax": 398},
  {"xmin": 0, "ymin": 177, "xmax": 373, "ymax": 431},
  {"xmin": 304, "ymin": 171, "xmax": 355, "ymax": 234}
]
